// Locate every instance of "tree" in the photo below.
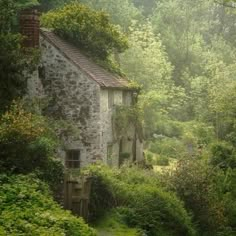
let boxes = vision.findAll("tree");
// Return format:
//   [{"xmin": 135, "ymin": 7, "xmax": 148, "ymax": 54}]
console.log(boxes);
[
  {"xmin": 120, "ymin": 22, "xmax": 172, "ymax": 90},
  {"xmin": 119, "ymin": 22, "xmax": 187, "ymax": 138},
  {"xmin": 41, "ymin": 2, "xmax": 128, "ymax": 66},
  {"xmin": 0, "ymin": 0, "xmax": 38, "ymax": 112},
  {"xmin": 80, "ymin": 0, "xmax": 142, "ymax": 30},
  {"xmin": 132, "ymin": 0, "xmax": 157, "ymax": 16}
]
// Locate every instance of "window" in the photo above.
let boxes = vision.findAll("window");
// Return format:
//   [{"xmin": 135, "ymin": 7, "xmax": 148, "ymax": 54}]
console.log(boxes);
[
  {"xmin": 66, "ymin": 150, "xmax": 80, "ymax": 168},
  {"xmin": 108, "ymin": 90, "xmax": 114, "ymax": 108}
]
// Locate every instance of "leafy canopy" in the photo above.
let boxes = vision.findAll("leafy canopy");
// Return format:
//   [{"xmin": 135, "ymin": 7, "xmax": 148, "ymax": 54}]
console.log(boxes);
[
  {"xmin": 0, "ymin": 0, "xmax": 39, "ymax": 112},
  {"xmin": 80, "ymin": 0, "xmax": 142, "ymax": 30},
  {"xmin": 41, "ymin": 2, "xmax": 128, "ymax": 61}
]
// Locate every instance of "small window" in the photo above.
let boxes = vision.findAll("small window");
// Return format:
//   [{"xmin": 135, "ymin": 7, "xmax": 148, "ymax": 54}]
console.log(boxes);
[
  {"xmin": 108, "ymin": 90, "xmax": 114, "ymax": 108},
  {"xmin": 66, "ymin": 150, "xmax": 80, "ymax": 169}
]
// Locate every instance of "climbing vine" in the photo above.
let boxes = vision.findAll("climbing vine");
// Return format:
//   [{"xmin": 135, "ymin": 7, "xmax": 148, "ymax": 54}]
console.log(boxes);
[{"xmin": 112, "ymin": 104, "xmax": 143, "ymax": 140}]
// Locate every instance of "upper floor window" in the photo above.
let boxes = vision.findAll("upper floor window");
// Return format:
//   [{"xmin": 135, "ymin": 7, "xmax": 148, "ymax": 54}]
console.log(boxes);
[
  {"xmin": 66, "ymin": 150, "xmax": 80, "ymax": 169},
  {"xmin": 108, "ymin": 90, "xmax": 114, "ymax": 108}
]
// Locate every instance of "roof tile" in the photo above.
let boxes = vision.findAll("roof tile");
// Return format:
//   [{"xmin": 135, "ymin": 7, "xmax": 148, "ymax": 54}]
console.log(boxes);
[{"xmin": 40, "ymin": 29, "xmax": 131, "ymax": 89}]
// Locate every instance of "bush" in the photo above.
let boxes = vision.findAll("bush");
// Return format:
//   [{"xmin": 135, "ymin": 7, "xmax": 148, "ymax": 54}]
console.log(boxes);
[
  {"xmin": 85, "ymin": 164, "xmax": 196, "ymax": 236},
  {"xmin": 165, "ymin": 158, "xmax": 230, "ymax": 235},
  {"xmin": 154, "ymin": 119, "xmax": 183, "ymax": 138},
  {"xmin": 146, "ymin": 152, "xmax": 154, "ymax": 164},
  {"xmin": 0, "ymin": 174, "xmax": 95, "ymax": 236},
  {"xmin": 0, "ymin": 102, "xmax": 64, "ymax": 191},
  {"xmin": 223, "ymin": 169, "xmax": 236, "ymax": 234},
  {"xmin": 210, "ymin": 141, "xmax": 236, "ymax": 169},
  {"xmin": 94, "ymin": 209, "xmax": 142, "ymax": 236},
  {"xmin": 149, "ymin": 138, "xmax": 187, "ymax": 158},
  {"xmin": 182, "ymin": 121, "xmax": 215, "ymax": 146}
]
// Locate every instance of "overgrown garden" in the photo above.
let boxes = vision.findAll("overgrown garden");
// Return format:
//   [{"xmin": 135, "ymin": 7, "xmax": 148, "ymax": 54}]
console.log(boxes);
[{"xmin": 0, "ymin": 0, "xmax": 236, "ymax": 235}]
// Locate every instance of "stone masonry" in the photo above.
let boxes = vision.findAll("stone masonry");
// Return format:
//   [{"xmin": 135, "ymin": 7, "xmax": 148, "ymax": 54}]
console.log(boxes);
[{"xmin": 28, "ymin": 28, "xmax": 143, "ymax": 168}]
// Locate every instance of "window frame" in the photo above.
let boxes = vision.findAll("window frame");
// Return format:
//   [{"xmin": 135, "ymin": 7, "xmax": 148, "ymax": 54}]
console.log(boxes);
[{"xmin": 65, "ymin": 149, "xmax": 81, "ymax": 169}]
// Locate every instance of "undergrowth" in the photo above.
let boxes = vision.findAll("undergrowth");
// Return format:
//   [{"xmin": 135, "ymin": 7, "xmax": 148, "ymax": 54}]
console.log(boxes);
[{"xmin": 85, "ymin": 164, "xmax": 196, "ymax": 236}]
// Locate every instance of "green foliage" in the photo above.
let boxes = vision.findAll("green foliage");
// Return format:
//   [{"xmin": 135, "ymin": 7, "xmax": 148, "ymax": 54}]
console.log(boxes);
[
  {"xmin": 41, "ymin": 2, "xmax": 128, "ymax": 63},
  {"xmin": 165, "ymin": 159, "xmax": 231, "ymax": 235},
  {"xmin": 0, "ymin": 0, "xmax": 40, "ymax": 112},
  {"xmin": 155, "ymin": 156, "xmax": 169, "ymax": 166},
  {"xmin": 132, "ymin": 0, "xmax": 157, "ymax": 16},
  {"xmin": 0, "ymin": 101, "xmax": 63, "ymax": 191},
  {"xmin": 0, "ymin": 174, "xmax": 95, "ymax": 236},
  {"xmin": 146, "ymin": 152, "xmax": 154, "ymax": 164},
  {"xmin": 222, "ymin": 169, "xmax": 236, "ymax": 233},
  {"xmin": 85, "ymin": 164, "xmax": 196, "ymax": 236},
  {"xmin": 149, "ymin": 138, "xmax": 187, "ymax": 159},
  {"xmin": 0, "ymin": 33, "xmax": 39, "ymax": 112},
  {"xmin": 95, "ymin": 209, "xmax": 142, "ymax": 236},
  {"xmin": 0, "ymin": 0, "xmax": 39, "ymax": 32},
  {"xmin": 16, "ymin": 0, "xmax": 39, "ymax": 9},
  {"xmin": 113, "ymin": 104, "xmax": 143, "ymax": 139},
  {"xmin": 80, "ymin": 0, "xmax": 142, "ymax": 30},
  {"xmin": 210, "ymin": 142, "xmax": 236, "ymax": 169},
  {"xmin": 120, "ymin": 21, "xmax": 173, "ymax": 91},
  {"xmin": 119, "ymin": 152, "xmax": 131, "ymax": 162},
  {"xmin": 38, "ymin": 0, "xmax": 70, "ymax": 12}
]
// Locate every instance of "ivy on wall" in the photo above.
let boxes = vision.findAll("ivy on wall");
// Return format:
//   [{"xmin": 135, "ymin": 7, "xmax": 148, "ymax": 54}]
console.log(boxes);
[{"xmin": 112, "ymin": 104, "xmax": 143, "ymax": 140}]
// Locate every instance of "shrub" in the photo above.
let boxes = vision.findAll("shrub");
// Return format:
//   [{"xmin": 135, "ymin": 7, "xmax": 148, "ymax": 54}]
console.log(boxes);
[
  {"xmin": 154, "ymin": 119, "xmax": 183, "ymax": 138},
  {"xmin": 0, "ymin": 102, "xmax": 64, "ymax": 191},
  {"xmin": 165, "ymin": 158, "xmax": 229, "ymax": 235},
  {"xmin": 146, "ymin": 152, "xmax": 153, "ymax": 164},
  {"xmin": 149, "ymin": 138, "xmax": 187, "ymax": 158},
  {"xmin": 0, "ymin": 174, "xmax": 95, "ymax": 236},
  {"xmin": 210, "ymin": 141, "xmax": 236, "ymax": 169},
  {"xmin": 94, "ymin": 209, "xmax": 142, "ymax": 236},
  {"xmin": 85, "ymin": 164, "xmax": 196, "ymax": 236}
]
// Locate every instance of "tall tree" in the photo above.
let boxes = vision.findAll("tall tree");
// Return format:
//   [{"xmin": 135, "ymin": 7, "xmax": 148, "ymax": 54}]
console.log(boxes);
[
  {"xmin": 0, "ymin": 0, "xmax": 38, "ymax": 111},
  {"xmin": 80, "ymin": 0, "xmax": 142, "ymax": 30}
]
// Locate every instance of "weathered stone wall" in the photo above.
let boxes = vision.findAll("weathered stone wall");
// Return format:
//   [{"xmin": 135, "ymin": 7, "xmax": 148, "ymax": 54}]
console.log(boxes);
[
  {"xmin": 100, "ymin": 89, "xmax": 137, "ymax": 167},
  {"xmin": 27, "ymin": 34, "xmax": 143, "ymax": 168},
  {"xmin": 39, "ymin": 36, "xmax": 102, "ymax": 167}
]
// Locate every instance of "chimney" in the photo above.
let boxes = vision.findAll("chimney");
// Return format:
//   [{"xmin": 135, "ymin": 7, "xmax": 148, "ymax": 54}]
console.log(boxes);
[{"xmin": 20, "ymin": 8, "xmax": 40, "ymax": 48}]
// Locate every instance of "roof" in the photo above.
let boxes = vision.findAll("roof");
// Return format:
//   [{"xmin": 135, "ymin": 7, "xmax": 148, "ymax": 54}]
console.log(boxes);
[{"xmin": 40, "ymin": 29, "xmax": 131, "ymax": 89}]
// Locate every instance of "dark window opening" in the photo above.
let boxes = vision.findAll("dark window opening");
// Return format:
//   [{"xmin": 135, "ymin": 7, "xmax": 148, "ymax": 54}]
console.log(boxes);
[
  {"xmin": 66, "ymin": 150, "xmax": 80, "ymax": 169},
  {"xmin": 38, "ymin": 65, "xmax": 46, "ymax": 80}
]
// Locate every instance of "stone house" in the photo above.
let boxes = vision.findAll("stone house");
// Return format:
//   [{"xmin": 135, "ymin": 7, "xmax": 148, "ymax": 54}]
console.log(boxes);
[{"xmin": 21, "ymin": 9, "xmax": 143, "ymax": 170}]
